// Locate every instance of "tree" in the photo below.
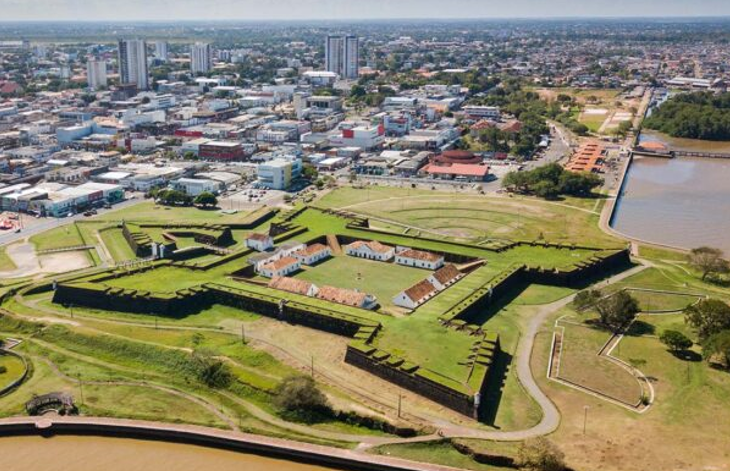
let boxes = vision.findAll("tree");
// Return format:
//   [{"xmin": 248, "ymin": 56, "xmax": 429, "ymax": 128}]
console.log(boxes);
[
  {"xmin": 702, "ymin": 329, "xmax": 730, "ymax": 368},
  {"xmin": 157, "ymin": 189, "xmax": 192, "ymax": 206},
  {"xmin": 192, "ymin": 349, "xmax": 233, "ymax": 389},
  {"xmin": 194, "ymin": 192, "xmax": 218, "ymax": 208},
  {"xmin": 660, "ymin": 330, "xmax": 693, "ymax": 352},
  {"xmin": 688, "ymin": 247, "xmax": 729, "ymax": 281},
  {"xmin": 595, "ymin": 291, "xmax": 639, "ymax": 332},
  {"xmin": 574, "ymin": 289, "xmax": 602, "ymax": 311},
  {"xmin": 273, "ymin": 375, "xmax": 330, "ymax": 414},
  {"xmin": 516, "ymin": 438, "xmax": 566, "ymax": 471},
  {"xmin": 558, "ymin": 171, "xmax": 603, "ymax": 196},
  {"xmin": 533, "ymin": 180, "xmax": 560, "ymax": 199},
  {"xmin": 685, "ymin": 298, "xmax": 730, "ymax": 341}
]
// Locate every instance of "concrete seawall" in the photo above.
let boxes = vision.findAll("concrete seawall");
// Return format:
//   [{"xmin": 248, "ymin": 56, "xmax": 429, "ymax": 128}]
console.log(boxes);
[{"xmin": 0, "ymin": 416, "xmax": 461, "ymax": 471}]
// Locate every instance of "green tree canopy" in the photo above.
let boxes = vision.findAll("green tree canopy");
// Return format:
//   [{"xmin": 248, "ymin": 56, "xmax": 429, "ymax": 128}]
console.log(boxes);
[
  {"xmin": 660, "ymin": 330, "xmax": 693, "ymax": 352},
  {"xmin": 194, "ymin": 192, "xmax": 218, "ymax": 208},
  {"xmin": 685, "ymin": 298, "xmax": 730, "ymax": 341},
  {"xmin": 595, "ymin": 291, "xmax": 640, "ymax": 332},
  {"xmin": 273, "ymin": 375, "xmax": 331, "ymax": 415}
]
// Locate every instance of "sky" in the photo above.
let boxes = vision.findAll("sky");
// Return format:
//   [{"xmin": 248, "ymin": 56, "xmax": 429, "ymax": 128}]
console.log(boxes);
[{"xmin": 1, "ymin": 0, "xmax": 730, "ymax": 22}]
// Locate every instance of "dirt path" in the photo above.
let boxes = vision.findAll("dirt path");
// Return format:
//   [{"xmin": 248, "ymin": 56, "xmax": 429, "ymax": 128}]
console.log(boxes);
[
  {"xmin": 0, "ymin": 241, "xmax": 40, "ymax": 278},
  {"xmin": 35, "ymin": 355, "xmax": 238, "ymax": 430}
]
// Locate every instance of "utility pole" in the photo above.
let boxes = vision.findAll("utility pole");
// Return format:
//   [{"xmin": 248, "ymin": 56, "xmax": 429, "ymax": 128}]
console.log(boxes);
[
  {"xmin": 78, "ymin": 376, "xmax": 85, "ymax": 405},
  {"xmin": 397, "ymin": 394, "xmax": 402, "ymax": 418},
  {"xmin": 583, "ymin": 405, "xmax": 589, "ymax": 435},
  {"xmin": 310, "ymin": 355, "xmax": 314, "ymax": 377},
  {"xmin": 241, "ymin": 323, "xmax": 246, "ymax": 344}
]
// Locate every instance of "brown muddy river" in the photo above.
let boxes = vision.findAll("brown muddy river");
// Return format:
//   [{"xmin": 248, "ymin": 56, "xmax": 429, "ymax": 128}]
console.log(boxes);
[
  {"xmin": 611, "ymin": 152, "xmax": 730, "ymax": 254},
  {"xmin": 0, "ymin": 435, "xmax": 342, "ymax": 471}
]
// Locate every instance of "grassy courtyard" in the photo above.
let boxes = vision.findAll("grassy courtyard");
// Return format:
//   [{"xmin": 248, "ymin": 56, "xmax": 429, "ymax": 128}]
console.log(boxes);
[{"xmin": 295, "ymin": 255, "xmax": 428, "ymax": 312}]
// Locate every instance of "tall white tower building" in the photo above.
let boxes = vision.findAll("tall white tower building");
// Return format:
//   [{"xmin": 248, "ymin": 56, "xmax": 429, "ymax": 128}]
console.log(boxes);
[
  {"xmin": 118, "ymin": 39, "xmax": 149, "ymax": 90},
  {"xmin": 86, "ymin": 58, "xmax": 107, "ymax": 90},
  {"xmin": 190, "ymin": 43, "xmax": 212, "ymax": 74},
  {"xmin": 325, "ymin": 35, "xmax": 359, "ymax": 80},
  {"xmin": 155, "ymin": 41, "xmax": 169, "ymax": 62}
]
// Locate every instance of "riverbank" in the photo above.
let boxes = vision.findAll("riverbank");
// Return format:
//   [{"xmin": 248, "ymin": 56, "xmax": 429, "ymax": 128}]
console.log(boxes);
[
  {"xmin": 609, "ymin": 150, "xmax": 730, "ymax": 254},
  {"xmin": 0, "ymin": 416, "xmax": 458, "ymax": 471}
]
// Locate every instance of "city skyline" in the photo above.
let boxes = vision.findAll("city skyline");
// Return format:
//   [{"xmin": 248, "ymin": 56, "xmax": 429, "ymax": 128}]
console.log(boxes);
[{"xmin": 2, "ymin": 0, "xmax": 730, "ymax": 21}]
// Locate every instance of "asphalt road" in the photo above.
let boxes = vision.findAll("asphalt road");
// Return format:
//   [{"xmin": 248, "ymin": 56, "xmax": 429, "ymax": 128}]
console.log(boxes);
[{"xmin": 0, "ymin": 198, "xmax": 144, "ymax": 247}]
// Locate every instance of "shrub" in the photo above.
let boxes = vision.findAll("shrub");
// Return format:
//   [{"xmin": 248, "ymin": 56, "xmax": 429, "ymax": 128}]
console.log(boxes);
[
  {"xmin": 273, "ymin": 375, "xmax": 330, "ymax": 415},
  {"xmin": 573, "ymin": 289, "xmax": 602, "ymax": 311},
  {"xmin": 0, "ymin": 365, "xmax": 7, "ymax": 374},
  {"xmin": 516, "ymin": 438, "xmax": 566, "ymax": 471},
  {"xmin": 659, "ymin": 330, "xmax": 693, "ymax": 352},
  {"xmin": 192, "ymin": 349, "xmax": 233, "ymax": 389}
]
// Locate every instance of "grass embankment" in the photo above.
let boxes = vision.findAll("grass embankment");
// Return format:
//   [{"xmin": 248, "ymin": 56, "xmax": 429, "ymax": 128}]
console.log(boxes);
[
  {"xmin": 0, "ymin": 311, "xmax": 386, "ymax": 445},
  {"xmin": 30, "ymin": 224, "xmax": 85, "ymax": 251},
  {"xmin": 370, "ymin": 440, "xmax": 518, "ymax": 471},
  {"xmin": 97, "ymin": 202, "xmax": 271, "ymax": 225},
  {"xmin": 0, "ymin": 246, "xmax": 17, "ymax": 271},
  {"xmin": 99, "ymin": 227, "xmax": 136, "ymax": 263},
  {"xmin": 317, "ymin": 186, "xmax": 617, "ymax": 247},
  {"xmin": 0, "ymin": 354, "xmax": 25, "ymax": 391}
]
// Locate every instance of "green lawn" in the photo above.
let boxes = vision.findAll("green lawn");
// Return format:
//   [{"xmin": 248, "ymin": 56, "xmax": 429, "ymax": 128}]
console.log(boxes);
[
  {"xmin": 0, "ymin": 353, "xmax": 25, "ymax": 391},
  {"xmin": 0, "ymin": 246, "xmax": 17, "ymax": 271},
  {"xmin": 99, "ymin": 227, "xmax": 137, "ymax": 263},
  {"xmin": 30, "ymin": 224, "xmax": 85, "ymax": 251},
  {"xmin": 317, "ymin": 187, "xmax": 619, "ymax": 248},
  {"xmin": 370, "ymin": 441, "xmax": 510, "ymax": 471},
  {"xmin": 579, "ymin": 111, "xmax": 608, "ymax": 133},
  {"xmin": 295, "ymin": 255, "xmax": 427, "ymax": 312},
  {"xmin": 98, "ymin": 202, "xmax": 272, "ymax": 225},
  {"xmin": 628, "ymin": 289, "xmax": 701, "ymax": 312},
  {"xmin": 557, "ymin": 318, "xmax": 642, "ymax": 405}
]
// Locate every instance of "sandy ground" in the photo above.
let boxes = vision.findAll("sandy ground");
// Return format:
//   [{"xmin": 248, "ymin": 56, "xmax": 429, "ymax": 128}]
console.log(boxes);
[
  {"xmin": 235, "ymin": 317, "xmax": 479, "ymax": 428},
  {"xmin": 0, "ymin": 241, "xmax": 91, "ymax": 278}
]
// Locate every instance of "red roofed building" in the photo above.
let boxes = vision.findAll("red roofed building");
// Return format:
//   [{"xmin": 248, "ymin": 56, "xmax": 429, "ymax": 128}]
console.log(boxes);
[
  {"xmin": 565, "ymin": 141, "xmax": 606, "ymax": 174},
  {"xmin": 393, "ymin": 279, "xmax": 438, "ymax": 310},
  {"xmin": 395, "ymin": 248, "xmax": 445, "ymax": 270},
  {"xmin": 259, "ymin": 256, "xmax": 301, "ymax": 278},
  {"xmin": 421, "ymin": 162, "xmax": 490, "ymax": 182},
  {"xmin": 431, "ymin": 150, "xmax": 482, "ymax": 166}
]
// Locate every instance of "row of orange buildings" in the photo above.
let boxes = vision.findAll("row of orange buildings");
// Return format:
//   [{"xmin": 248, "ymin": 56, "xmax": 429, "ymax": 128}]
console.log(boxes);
[{"xmin": 565, "ymin": 141, "xmax": 607, "ymax": 173}]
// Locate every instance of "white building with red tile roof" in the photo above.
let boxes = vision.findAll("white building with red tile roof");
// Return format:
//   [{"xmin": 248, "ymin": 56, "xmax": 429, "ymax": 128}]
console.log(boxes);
[
  {"xmin": 315, "ymin": 285, "xmax": 377, "ymax": 310},
  {"xmin": 427, "ymin": 264, "xmax": 463, "ymax": 290},
  {"xmin": 395, "ymin": 248, "xmax": 444, "ymax": 270},
  {"xmin": 259, "ymin": 256, "xmax": 301, "ymax": 278},
  {"xmin": 292, "ymin": 243, "xmax": 332, "ymax": 266},
  {"xmin": 393, "ymin": 279, "xmax": 438, "ymax": 310},
  {"xmin": 268, "ymin": 276, "xmax": 319, "ymax": 297},
  {"xmin": 246, "ymin": 232, "xmax": 274, "ymax": 252},
  {"xmin": 344, "ymin": 240, "xmax": 395, "ymax": 261}
]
